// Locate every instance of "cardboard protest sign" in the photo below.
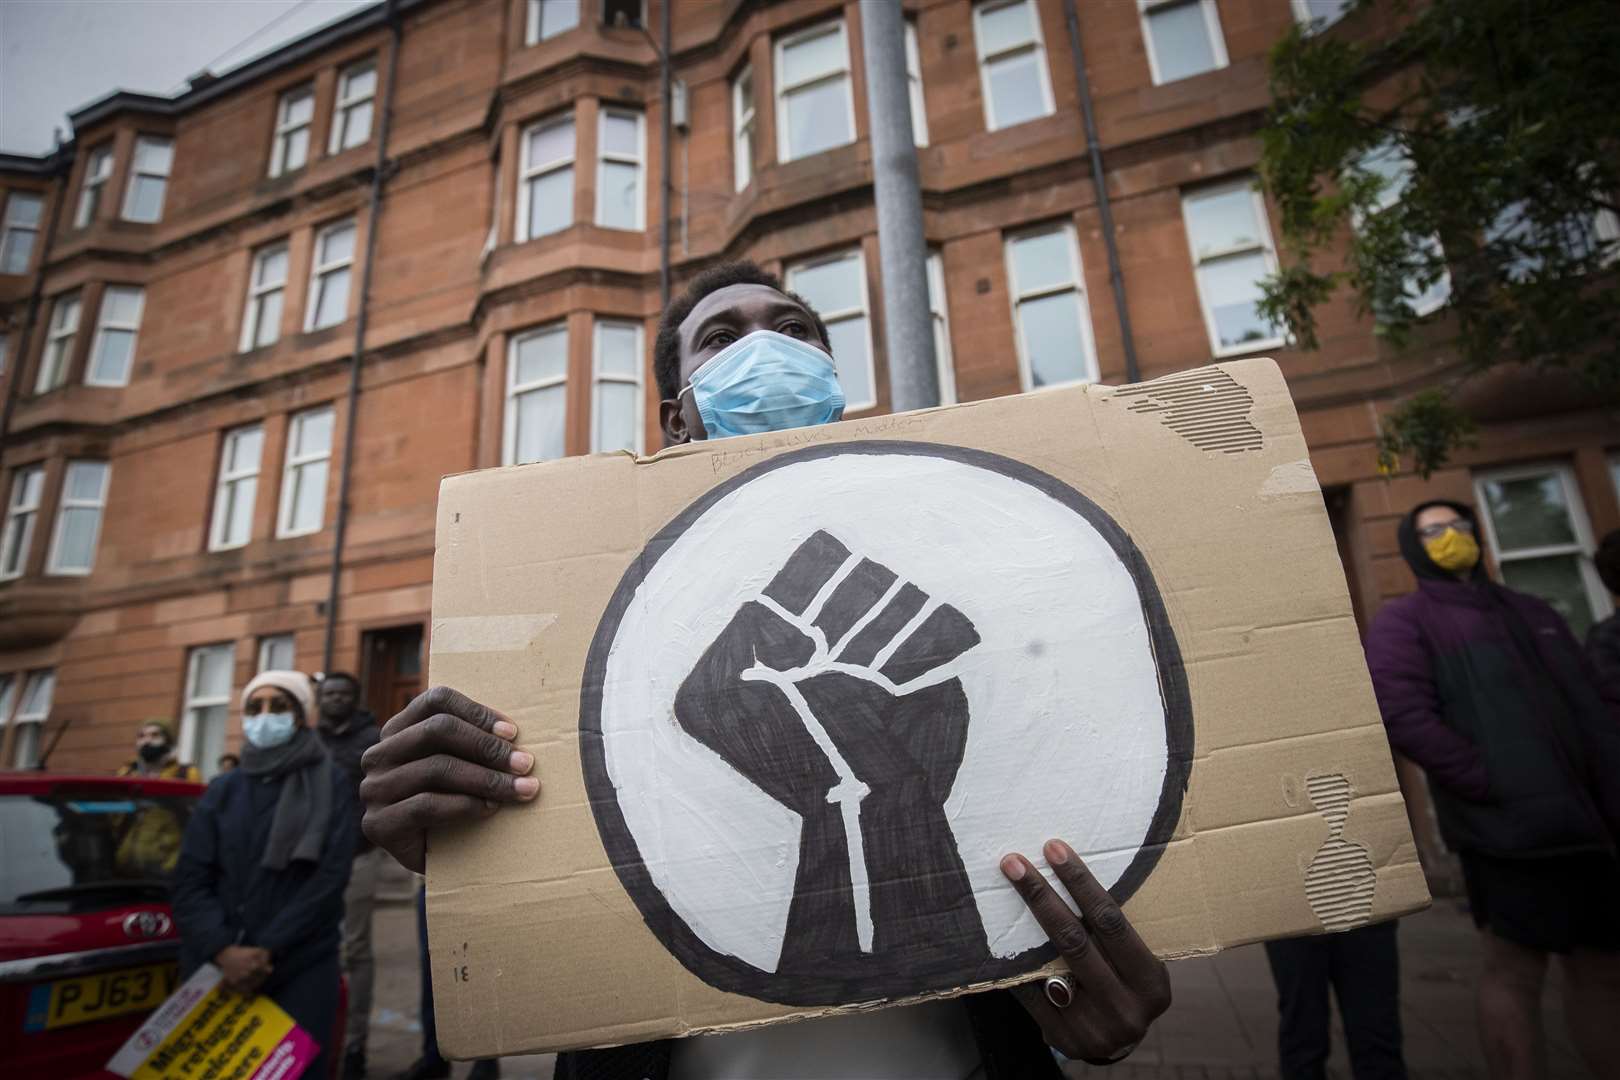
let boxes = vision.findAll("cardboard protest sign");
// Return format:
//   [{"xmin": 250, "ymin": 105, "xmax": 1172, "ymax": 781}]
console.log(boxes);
[
  {"xmin": 425, "ymin": 358, "xmax": 1430, "ymax": 1057},
  {"xmin": 106, "ymin": 963, "xmax": 318, "ymax": 1080}
]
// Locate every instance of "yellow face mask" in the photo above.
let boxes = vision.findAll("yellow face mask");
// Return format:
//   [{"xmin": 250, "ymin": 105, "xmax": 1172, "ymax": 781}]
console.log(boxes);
[{"xmin": 1424, "ymin": 528, "xmax": 1480, "ymax": 574}]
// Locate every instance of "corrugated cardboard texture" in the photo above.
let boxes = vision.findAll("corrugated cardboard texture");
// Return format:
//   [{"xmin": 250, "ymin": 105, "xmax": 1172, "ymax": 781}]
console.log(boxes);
[{"xmin": 425, "ymin": 358, "xmax": 1429, "ymax": 1058}]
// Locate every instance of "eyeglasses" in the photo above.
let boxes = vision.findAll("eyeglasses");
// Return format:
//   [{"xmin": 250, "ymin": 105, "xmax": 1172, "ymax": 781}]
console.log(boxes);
[{"xmin": 1416, "ymin": 518, "xmax": 1474, "ymax": 541}]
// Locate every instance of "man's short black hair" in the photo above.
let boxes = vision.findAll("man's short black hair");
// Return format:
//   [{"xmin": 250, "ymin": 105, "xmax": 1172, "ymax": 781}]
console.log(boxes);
[
  {"xmin": 653, "ymin": 260, "xmax": 830, "ymax": 401},
  {"xmin": 321, "ymin": 671, "xmax": 360, "ymax": 690}
]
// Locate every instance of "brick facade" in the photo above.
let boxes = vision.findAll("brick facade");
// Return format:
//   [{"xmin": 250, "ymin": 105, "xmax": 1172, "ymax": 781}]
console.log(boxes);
[{"xmin": 1, "ymin": 0, "xmax": 1616, "ymax": 880}]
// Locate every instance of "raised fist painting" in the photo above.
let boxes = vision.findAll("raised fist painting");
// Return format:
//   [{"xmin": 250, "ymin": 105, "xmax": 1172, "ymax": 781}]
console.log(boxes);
[
  {"xmin": 582, "ymin": 443, "xmax": 1191, "ymax": 1004},
  {"xmin": 674, "ymin": 530, "xmax": 983, "ymax": 976}
]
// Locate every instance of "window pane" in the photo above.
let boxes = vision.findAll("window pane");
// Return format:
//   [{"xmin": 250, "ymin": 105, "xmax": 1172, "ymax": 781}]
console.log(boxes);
[
  {"xmin": 786, "ymin": 80, "xmax": 853, "ymax": 158},
  {"xmin": 91, "ymin": 328, "xmax": 135, "ymax": 384},
  {"xmin": 1480, "ymin": 474, "xmax": 1577, "ymax": 551},
  {"xmin": 228, "ymin": 428, "xmax": 264, "ymax": 473},
  {"xmin": 537, "ymin": 0, "xmax": 581, "ymax": 37},
  {"xmin": 1019, "ymin": 293, "xmax": 1086, "ymax": 387},
  {"xmin": 825, "ymin": 318, "xmax": 872, "ymax": 407},
  {"xmin": 528, "ymin": 169, "xmax": 574, "ymax": 237},
  {"xmin": 599, "ymin": 160, "xmax": 640, "ymax": 228},
  {"xmin": 514, "ymin": 327, "xmax": 567, "ymax": 384},
  {"xmin": 124, "ymin": 175, "xmax": 166, "ymax": 222},
  {"xmin": 192, "ymin": 704, "xmax": 228, "ymax": 776},
  {"xmin": 1359, "ymin": 140, "xmax": 1413, "ymax": 210},
  {"xmin": 977, "ymin": 0, "xmax": 1036, "ymax": 55},
  {"xmin": 781, "ymin": 26, "xmax": 845, "ymax": 87},
  {"xmin": 514, "ymin": 384, "xmax": 567, "ymax": 463},
  {"xmin": 53, "ymin": 506, "xmax": 99, "ymax": 570},
  {"xmin": 65, "ymin": 462, "xmax": 107, "ymax": 502},
  {"xmin": 1148, "ymin": 3, "xmax": 1220, "ymax": 83},
  {"xmin": 193, "ymin": 646, "xmax": 234, "ymax": 698},
  {"xmin": 285, "ymin": 91, "xmax": 314, "ymax": 126},
  {"xmin": 321, "ymin": 223, "xmax": 356, "ymax": 264},
  {"xmin": 103, "ymin": 286, "xmax": 143, "ymax": 324},
  {"xmin": 602, "ymin": 113, "xmax": 640, "ymax": 157},
  {"xmin": 6, "ymin": 192, "xmax": 43, "ymax": 227},
  {"xmin": 345, "ymin": 66, "xmax": 377, "ymax": 99},
  {"xmin": 133, "ymin": 138, "xmax": 173, "ymax": 176},
  {"xmin": 1198, "ymin": 252, "xmax": 1278, "ymax": 349},
  {"xmin": 1499, "ymin": 555, "xmax": 1595, "ymax": 638},
  {"xmin": 314, "ymin": 267, "xmax": 351, "ymax": 327},
  {"xmin": 791, "ymin": 256, "xmax": 862, "ymax": 314},
  {"xmin": 1297, "ymin": 0, "xmax": 1352, "ymax": 27},
  {"xmin": 257, "ymin": 248, "xmax": 289, "ymax": 287},
  {"xmin": 255, "ymin": 291, "xmax": 284, "ymax": 347},
  {"xmin": 986, "ymin": 52, "xmax": 1048, "ymax": 128},
  {"xmin": 260, "ymin": 635, "xmax": 295, "ymax": 672},
  {"xmin": 20, "ymin": 468, "xmax": 45, "ymax": 506},
  {"xmin": 0, "ymin": 231, "xmax": 33, "ymax": 274},
  {"xmin": 342, "ymin": 102, "xmax": 374, "ymax": 148},
  {"xmin": 225, "ymin": 477, "xmax": 256, "ymax": 544},
  {"xmin": 1010, "ymin": 230, "xmax": 1074, "ymax": 295},
  {"xmin": 597, "ymin": 323, "xmax": 640, "ymax": 376},
  {"xmin": 289, "ymin": 460, "xmax": 328, "ymax": 532},
  {"xmin": 1185, "ymin": 185, "xmax": 1261, "ymax": 257},
  {"xmin": 527, "ymin": 120, "xmax": 573, "ymax": 168},
  {"xmin": 594, "ymin": 380, "xmax": 639, "ymax": 453},
  {"xmin": 296, "ymin": 410, "xmax": 334, "ymax": 456}
]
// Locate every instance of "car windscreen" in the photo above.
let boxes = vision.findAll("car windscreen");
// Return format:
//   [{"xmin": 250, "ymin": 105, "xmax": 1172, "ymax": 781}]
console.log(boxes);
[{"xmin": 0, "ymin": 791, "xmax": 197, "ymax": 915}]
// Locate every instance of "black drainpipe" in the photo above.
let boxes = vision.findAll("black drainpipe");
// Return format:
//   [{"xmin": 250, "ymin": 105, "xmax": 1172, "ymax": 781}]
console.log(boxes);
[
  {"xmin": 322, "ymin": 0, "xmax": 403, "ymax": 675},
  {"xmin": 0, "ymin": 156, "xmax": 72, "ymax": 449},
  {"xmin": 1062, "ymin": 0, "xmax": 1140, "ymax": 384},
  {"xmin": 659, "ymin": 0, "xmax": 672, "ymax": 309}
]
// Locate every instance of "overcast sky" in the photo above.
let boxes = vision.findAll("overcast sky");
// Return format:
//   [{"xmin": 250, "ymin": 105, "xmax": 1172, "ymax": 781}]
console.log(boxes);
[{"xmin": 1, "ymin": 0, "xmax": 379, "ymax": 155}]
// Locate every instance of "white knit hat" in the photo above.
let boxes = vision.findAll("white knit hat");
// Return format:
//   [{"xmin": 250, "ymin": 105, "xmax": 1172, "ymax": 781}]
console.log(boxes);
[{"xmin": 240, "ymin": 670, "xmax": 317, "ymax": 724}]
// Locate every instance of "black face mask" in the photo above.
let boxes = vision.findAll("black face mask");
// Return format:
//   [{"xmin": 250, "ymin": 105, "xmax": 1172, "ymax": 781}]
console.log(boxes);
[{"xmin": 137, "ymin": 742, "xmax": 170, "ymax": 764}]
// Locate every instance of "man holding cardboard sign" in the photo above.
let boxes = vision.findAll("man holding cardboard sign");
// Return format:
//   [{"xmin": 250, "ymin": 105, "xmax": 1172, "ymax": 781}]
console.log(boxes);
[{"xmin": 361, "ymin": 262, "xmax": 1174, "ymax": 1075}]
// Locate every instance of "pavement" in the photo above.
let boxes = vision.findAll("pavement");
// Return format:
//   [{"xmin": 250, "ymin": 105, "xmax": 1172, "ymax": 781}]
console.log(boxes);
[{"xmin": 354, "ymin": 893, "xmax": 1591, "ymax": 1080}]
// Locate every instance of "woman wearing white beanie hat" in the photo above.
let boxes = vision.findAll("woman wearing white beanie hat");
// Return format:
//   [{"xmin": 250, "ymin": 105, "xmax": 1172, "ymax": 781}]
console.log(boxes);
[{"xmin": 170, "ymin": 670, "xmax": 355, "ymax": 1079}]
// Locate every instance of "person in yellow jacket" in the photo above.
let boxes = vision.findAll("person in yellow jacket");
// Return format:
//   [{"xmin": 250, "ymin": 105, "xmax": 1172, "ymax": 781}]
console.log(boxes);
[{"xmin": 115, "ymin": 720, "xmax": 201, "ymax": 877}]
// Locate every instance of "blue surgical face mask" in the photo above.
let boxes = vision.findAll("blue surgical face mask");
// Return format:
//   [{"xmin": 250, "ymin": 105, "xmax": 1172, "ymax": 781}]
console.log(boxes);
[
  {"xmin": 679, "ymin": 330, "xmax": 845, "ymax": 439},
  {"xmin": 243, "ymin": 711, "xmax": 298, "ymax": 749}
]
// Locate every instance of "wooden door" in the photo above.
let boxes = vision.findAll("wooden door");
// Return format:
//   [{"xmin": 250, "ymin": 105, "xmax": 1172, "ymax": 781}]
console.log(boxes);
[{"xmin": 360, "ymin": 625, "xmax": 424, "ymax": 721}]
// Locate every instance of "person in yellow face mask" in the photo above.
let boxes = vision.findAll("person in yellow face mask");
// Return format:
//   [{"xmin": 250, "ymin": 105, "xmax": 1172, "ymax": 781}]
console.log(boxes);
[{"xmin": 1365, "ymin": 499, "xmax": 1620, "ymax": 1080}]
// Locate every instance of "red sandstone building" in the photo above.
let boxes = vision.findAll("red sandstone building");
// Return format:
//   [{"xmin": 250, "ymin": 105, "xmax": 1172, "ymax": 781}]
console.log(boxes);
[{"xmin": 1, "ymin": 0, "xmax": 1616, "ymax": 870}]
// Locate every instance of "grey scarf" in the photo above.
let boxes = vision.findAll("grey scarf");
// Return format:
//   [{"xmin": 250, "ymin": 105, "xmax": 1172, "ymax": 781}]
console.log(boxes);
[{"xmin": 240, "ymin": 726, "xmax": 334, "ymax": 871}]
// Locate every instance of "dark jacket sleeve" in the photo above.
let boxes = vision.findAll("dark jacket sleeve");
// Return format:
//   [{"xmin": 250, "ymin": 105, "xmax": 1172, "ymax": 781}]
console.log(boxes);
[
  {"xmin": 255, "ymin": 768, "xmax": 358, "ymax": 961},
  {"xmin": 170, "ymin": 785, "xmax": 237, "ymax": 965},
  {"xmin": 1584, "ymin": 614, "xmax": 1620, "ymax": 709},
  {"xmin": 1365, "ymin": 600, "xmax": 1492, "ymax": 801}
]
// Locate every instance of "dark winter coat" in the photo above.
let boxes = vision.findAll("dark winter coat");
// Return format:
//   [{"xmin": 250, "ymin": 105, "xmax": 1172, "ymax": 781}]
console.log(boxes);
[
  {"xmin": 317, "ymin": 708, "xmax": 380, "ymax": 852},
  {"xmin": 1364, "ymin": 501, "xmax": 1620, "ymax": 858},
  {"xmin": 1589, "ymin": 613, "xmax": 1620, "ymax": 700},
  {"xmin": 170, "ymin": 761, "xmax": 357, "ymax": 990}
]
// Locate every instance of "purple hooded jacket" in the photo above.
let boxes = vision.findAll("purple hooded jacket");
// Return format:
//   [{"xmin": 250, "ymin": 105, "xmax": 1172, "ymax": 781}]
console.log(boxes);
[{"xmin": 1364, "ymin": 501, "xmax": 1620, "ymax": 858}]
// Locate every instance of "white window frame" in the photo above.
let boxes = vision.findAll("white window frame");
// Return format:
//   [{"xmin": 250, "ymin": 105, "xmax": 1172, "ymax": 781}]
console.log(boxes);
[
  {"xmin": 1, "ymin": 464, "xmax": 45, "ymax": 581},
  {"xmin": 86, "ymin": 285, "xmax": 146, "ymax": 387},
  {"xmin": 786, "ymin": 248, "xmax": 877, "ymax": 413},
  {"xmin": 1182, "ymin": 177, "xmax": 1287, "ymax": 358},
  {"xmin": 240, "ymin": 242, "xmax": 289, "ymax": 352},
  {"xmin": 2, "ymin": 191, "xmax": 43, "ymax": 273},
  {"xmin": 75, "ymin": 144, "xmax": 115, "ymax": 228},
  {"xmin": 277, "ymin": 405, "xmax": 334, "ymax": 538},
  {"xmin": 504, "ymin": 323, "xmax": 569, "ymax": 465},
  {"xmin": 11, "ymin": 669, "xmax": 55, "ymax": 769},
  {"xmin": 926, "ymin": 251, "xmax": 957, "ymax": 405},
  {"xmin": 1292, "ymin": 0, "xmax": 1353, "ymax": 31},
  {"xmin": 732, "ymin": 65, "xmax": 756, "ymax": 192},
  {"xmin": 179, "ymin": 643, "xmax": 234, "ymax": 770},
  {"xmin": 517, "ymin": 113, "xmax": 576, "ymax": 242},
  {"xmin": 1354, "ymin": 140, "xmax": 1451, "ymax": 319},
  {"xmin": 591, "ymin": 319, "xmax": 644, "ymax": 454},
  {"xmin": 121, "ymin": 136, "xmax": 172, "ymax": 223},
  {"xmin": 972, "ymin": 0, "xmax": 1056, "ymax": 132},
  {"xmin": 1003, "ymin": 222, "xmax": 1100, "ymax": 391},
  {"xmin": 36, "ymin": 292, "xmax": 82, "ymax": 394},
  {"xmin": 209, "ymin": 425, "xmax": 264, "ymax": 552},
  {"xmin": 329, "ymin": 60, "xmax": 377, "ymax": 154},
  {"xmin": 1138, "ymin": 0, "xmax": 1229, "ymax": 86},
  {"xmin": 905, "ymin": 21, "xmax": 930, "ymax": 147},
  {"xmin": 596, "ymin": 107, "xmax": 646, "ymax": 231},
  {"xmin": 526, "ymin": 0, "xmax": 581, "ymax": 44},
  {"xmin": 258, "ymin": 633, "xmax": 296, "ymax": 673},
  {"xmin": 269, "ymin": 84, "xmax": 315, "ymax": 177},
  {"xmin": 773, "ymin": 19, "xmax": 857, "ymax": 164},
  {"xmin": 46, "ymin": 460, "xmax": 110, "ymax": 576},
  {"xmin": 1472, "ymin": 463, "xmax": 1613, "ymax": 626},
  {"xmin": 305, "ymin": 219, "xmax": 356, "ymax": 331}
]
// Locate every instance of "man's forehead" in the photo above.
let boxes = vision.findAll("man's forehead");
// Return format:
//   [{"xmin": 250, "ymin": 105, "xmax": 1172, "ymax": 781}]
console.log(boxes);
[{"xmin": 679, "ymin": 283, "xmax": 798, "ymax": 340}]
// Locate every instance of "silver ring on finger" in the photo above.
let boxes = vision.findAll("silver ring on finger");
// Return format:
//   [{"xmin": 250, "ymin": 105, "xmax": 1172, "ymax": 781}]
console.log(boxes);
[{"xmin": 1043, "ymin": 973, "xmax": 1075, "ymax": 1009}]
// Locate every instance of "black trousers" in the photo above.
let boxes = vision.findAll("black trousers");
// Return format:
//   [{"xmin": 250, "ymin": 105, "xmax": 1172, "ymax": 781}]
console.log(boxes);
[{"xmin": 1263, "ymin": 920, "xmax": 1408, "ymax": 1080}]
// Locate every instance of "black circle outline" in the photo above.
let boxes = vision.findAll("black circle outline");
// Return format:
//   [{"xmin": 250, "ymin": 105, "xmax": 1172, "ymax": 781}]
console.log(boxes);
[{"xmin": 579, "ymin": 441, "xmax": 1193, "ymax": 1005}]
